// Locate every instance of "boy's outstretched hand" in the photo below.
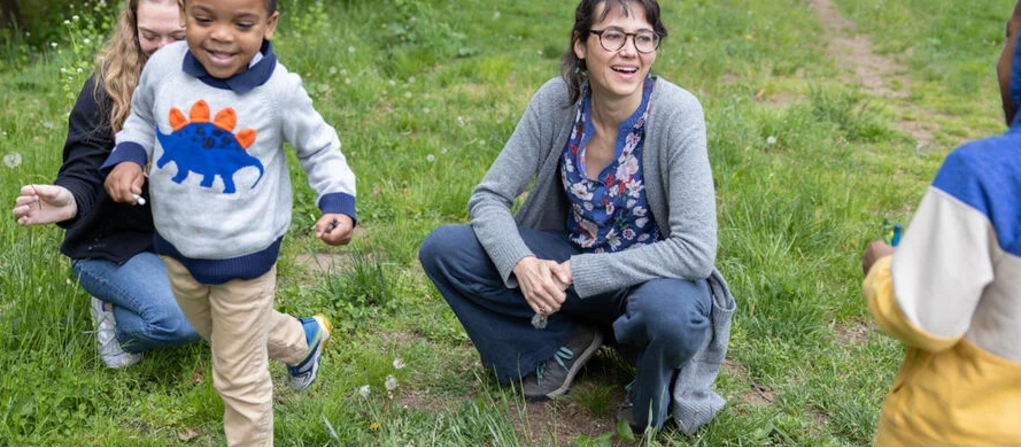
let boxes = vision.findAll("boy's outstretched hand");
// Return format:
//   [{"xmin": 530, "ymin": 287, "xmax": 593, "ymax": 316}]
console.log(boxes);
[
  {"xmin": 104, "ymin": 163, "xmax": 146, "ymax": 204},
  {"xmin": 862, "ymin": 240, "xmax": 895, "ymax": 276},
  {"xmin": 316, "ymin": 213, "xmax": 354, "ymax": 246}
]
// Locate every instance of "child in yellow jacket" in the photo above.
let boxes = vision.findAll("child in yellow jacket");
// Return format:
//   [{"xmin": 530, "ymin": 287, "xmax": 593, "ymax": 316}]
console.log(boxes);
[{"xmin": 861, "ymin": 2, "xmax": 1021, "ymax": 445}]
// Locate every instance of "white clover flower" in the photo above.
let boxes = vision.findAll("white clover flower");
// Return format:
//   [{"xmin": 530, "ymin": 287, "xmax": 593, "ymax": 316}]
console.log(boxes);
[
  {"xmin": 358, "ymin": 385, "xmax": 371, "ymax": 398},
  {"xmin": 345, "ymin": 78, "xmax": 351, "ymax": 85},
  {"xmin": 404, "ymin": 92, "xmax": 412, "ymax": 99},
  {"xmin": 388, "ymin": 80, "xmax": 396, "ymax": 87},
  {"xmin": 493, "ymin": 11, "xmax": 501, "ymax": 19},
  {"xmin": 393, "ymin": 358, "xmax": 406, "ymax": 369},
  {"xmin": 72, "ymin": 15, "xmax": 80, "ymax": 21},
  {"xmin": 60, "ymin": 67, "xmax": 67, "ymax": 73},
  {"xmin": 384, "ymin": 375, "xmax": 398, "ymax": 391},
  {"xmin": 3, "ymin": 152, "xmax": 23, "ymax": 169},
  {"xmin": 347, "ymin": 46, "xmax": 356, "ymax": 53},
  {"xmin": 63, "ymin": 20, "xmax": 71, "ymax": 25},
  {"xmin": 479, "ymin": 140, "xmax": 486, "ymax": 146},
  {"xmin": 50, "ymin": 42, "xmax": 58, "ymax": 48},
  {"xmin": 426, "ymin": 154, "xmax": 435, "ymax": 163},
  {"xmin": 329, "ymin": 66, "xmax": 337, "ymax": 75},
  {"xmin": 766, "ymin": 136, "xmax": 777, "ymax": 145},
  {"xmin": 83, "ymin": 38, "xmax": 90, "ymax": 44},
  {"xmin": 457, "ymin": 116, "xmax": 465, "ymax": 127},
  {"xmin": 422, "ymin": 107, "xmax": 430, "ymax": 114},
  {"xmin": 408, "ymin": 76, "xmax": 415, "ymax": 84},
  {"xmin": 341, "ymin": 69, "xmax": 347, "ymax": 76},
  {"xmin": 76, "ymin": 67, "xmax": 83, "ymax": 73}
]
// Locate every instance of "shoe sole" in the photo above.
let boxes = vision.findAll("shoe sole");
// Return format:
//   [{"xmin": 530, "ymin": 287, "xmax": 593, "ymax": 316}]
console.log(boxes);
[
  {"xmin": 527, "ymin": 330, "xmax": 604, "ymax": 402},
  {"xmin": 290, "ymin": 314, "xmax": 333, "ymax": 391}
]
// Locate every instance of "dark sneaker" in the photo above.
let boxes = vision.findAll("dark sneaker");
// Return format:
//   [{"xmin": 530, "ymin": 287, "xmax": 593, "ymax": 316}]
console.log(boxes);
[
  {"xmin": 287, "ymin": 314, "xmax": 332, "ymax": 391},
  {"xmin": 616, "ymin": 380, "xmax": 642, "ymax": 434},
  {"xmin": 522, "ymin": 325, "xmax": 602, "ymax": 401}
]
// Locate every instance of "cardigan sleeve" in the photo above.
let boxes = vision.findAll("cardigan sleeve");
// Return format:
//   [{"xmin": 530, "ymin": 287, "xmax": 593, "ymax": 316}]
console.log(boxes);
[
  {"xmin": 53, "ymin": 74, "xmax": 114, "ymax": 229},
  {"xmin": 570, "ymin": 85, "xmax": 717, "ymax": 297},
  {"xmin": 468, "ymin": 82, "xmax": 559, "ymax": 287}
]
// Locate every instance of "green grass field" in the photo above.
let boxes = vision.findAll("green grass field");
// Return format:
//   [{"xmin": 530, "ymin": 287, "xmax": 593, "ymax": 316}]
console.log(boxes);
[{"xmin": 0, "ymin": 0, "xmax": 1014, "ymax": 445}]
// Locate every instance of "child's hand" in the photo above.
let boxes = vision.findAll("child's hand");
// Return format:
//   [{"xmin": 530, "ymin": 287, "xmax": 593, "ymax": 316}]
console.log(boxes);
[
  {"xmin": 862, "ymin": 240, "xmax": 895, "ymax": 276},
  {"xmin": 316, "ymin": 214, "xmax": 354, "ymax": 246},
  {"xmin": 103, "ymin": 163, "xmax": 146, "ymax": 204}
]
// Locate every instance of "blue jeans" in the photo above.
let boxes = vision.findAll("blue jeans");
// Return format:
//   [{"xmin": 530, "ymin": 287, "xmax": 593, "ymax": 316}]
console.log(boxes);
[
  {"xmin": 419, "ymin": 224, "xmax": 711, "ymax": 430},
  {"xmin": 72, "ymin": 251, "xmax": 199, "ymax": 353}
]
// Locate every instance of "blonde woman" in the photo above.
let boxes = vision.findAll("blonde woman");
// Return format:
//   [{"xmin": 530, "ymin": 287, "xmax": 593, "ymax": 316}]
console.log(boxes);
[{"xmin": 12, "ymin": 0, "xmax": 197, "ymax": 368}]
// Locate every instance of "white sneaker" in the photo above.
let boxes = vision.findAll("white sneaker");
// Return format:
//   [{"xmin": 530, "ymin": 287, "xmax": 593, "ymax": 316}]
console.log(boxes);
[{"xmin": 90, "ymin": 297, "xmax": 143, "ymax": 368}]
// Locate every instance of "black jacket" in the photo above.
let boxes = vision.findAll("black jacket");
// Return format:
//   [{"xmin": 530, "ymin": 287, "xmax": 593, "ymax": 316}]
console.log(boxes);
[{"xmin": 53, "ymin": 74, "xmax": 154, "ymax": 263}]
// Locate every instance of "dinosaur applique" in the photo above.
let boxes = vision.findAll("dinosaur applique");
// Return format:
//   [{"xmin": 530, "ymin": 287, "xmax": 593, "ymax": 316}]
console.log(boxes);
[{"xmin": 156, "ymin": 100, "xmax": 264, "ymax": 194}]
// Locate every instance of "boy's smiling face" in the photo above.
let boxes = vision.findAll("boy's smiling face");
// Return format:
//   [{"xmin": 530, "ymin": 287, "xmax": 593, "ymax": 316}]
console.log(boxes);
[{"xmin": 180, "ymin": 0, "xmax": 278, "ymax": 79}]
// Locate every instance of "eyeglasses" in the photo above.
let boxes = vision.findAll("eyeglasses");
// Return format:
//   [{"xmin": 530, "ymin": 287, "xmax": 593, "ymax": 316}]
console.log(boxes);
[{"xmin": 589, "ymin": 27, "xmax": 661, "ymax": 54}]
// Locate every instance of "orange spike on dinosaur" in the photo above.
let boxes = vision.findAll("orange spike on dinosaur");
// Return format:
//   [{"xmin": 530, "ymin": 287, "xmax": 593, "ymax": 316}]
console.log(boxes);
[
  {"xmin": 236, "ymin": 129, "xmax": 257, "ymax": 149},
  {"xmin": 189, "ymin": 100, "xmax": 210, "ymax": 123},
  {"xmin": 169, "ymin": 107, "xmax": 188, "ymax": 131},
  {"xmin": 213, "ymin": 108, "xmax": 237, "ymax": 131}
]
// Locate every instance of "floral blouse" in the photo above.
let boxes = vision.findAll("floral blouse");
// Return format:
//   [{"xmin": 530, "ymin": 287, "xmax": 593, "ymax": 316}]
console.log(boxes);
[{"xmin": 560, "ymin": 80, "xmax": 659, "ymax": 253}]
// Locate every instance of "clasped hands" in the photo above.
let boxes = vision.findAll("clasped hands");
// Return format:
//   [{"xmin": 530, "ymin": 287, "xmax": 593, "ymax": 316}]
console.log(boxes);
[{"xmin": 513, "ymin": 256, "xmax": 572, "ymax": 317}]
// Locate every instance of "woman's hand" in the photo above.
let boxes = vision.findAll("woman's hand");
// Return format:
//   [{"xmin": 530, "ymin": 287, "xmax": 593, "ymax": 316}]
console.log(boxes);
[
  {"xmin": 513, "ymin": 256, "xmax": 572, "ymax": 316},
  {"xmin": 862, "ymin": 240, "xmax": 895, "ymax": 276},
  {"xmin": 12, "ymin": 184, "xmax": 77, "ymax": 225},
  {"xmin": 315, "ymin": 213, "xmax": 354, "ymax": 246}
]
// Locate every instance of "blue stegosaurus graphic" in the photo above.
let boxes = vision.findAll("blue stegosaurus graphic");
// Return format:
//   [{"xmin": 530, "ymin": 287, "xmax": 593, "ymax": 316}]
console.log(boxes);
[{"xmin": 156, "ymin": 99, "xmax": 264, "ymax": 194}]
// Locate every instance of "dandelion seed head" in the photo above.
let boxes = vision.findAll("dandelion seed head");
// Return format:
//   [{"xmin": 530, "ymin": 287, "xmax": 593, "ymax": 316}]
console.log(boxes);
[
  {"xmin": 422, "ymin": 107, "xmax": 430, "ymax": 114},
  {"xmin": 393, "ymin": 358, "xmax": 406, "ymax": 369},
  {"xmin": 358, "ymin": 385, "xmax": 371, "ymax": 398},
  {"xmin": 426, "ymin": 154, "xmax": 435, "ymax": 162},
  {"xmin": 3, "ymin": 153, "xmax": 23, "ymax": 169},
  {"xmin": 408, "ymin": 76, "xmax": 416, "ymax": 84},
  {"xmin": 384, "ymin": 374, "xmax": 398, "ymax": 391},
  {"xmin": 766, "ymin": 136, "xmax": 777, "ymax": 145},
  {"xmin": 348, "ymin": 46, "xmax": 356, "ymax": 53},
  {"xmin": 440, "ymin": 147, "xmax": 448, "ymax": 154},
  {"xmin": 388, "ymin": 80, "xmax": 396, "ymax": 87},
  {"xmin": 345, "ymin": 78, "xmax": 351, "ymax": 85},
  {"xmin": 404, "ymin": 92, "xmax": 412, "ymax": 99},
  {"xmin": 329, "ymin": 66, "xmax": 337, "ymax": 75}
]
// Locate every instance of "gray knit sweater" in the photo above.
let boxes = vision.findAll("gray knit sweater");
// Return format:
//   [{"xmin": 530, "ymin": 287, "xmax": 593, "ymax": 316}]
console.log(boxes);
[{"xmin": 469, "ymin": 77, "xmax": 736, "ymax": 433}]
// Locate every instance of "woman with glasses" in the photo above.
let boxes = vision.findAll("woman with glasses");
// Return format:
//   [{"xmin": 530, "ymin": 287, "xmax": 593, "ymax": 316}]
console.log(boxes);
[{"xmin": 419, "ymin": 0, "xmax": 735, "ymax": 434}]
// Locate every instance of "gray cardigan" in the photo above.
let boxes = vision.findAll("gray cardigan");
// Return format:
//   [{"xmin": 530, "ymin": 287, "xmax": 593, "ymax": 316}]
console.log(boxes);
[{"xmin": 469, "ymin": 77, "xmax": 736, "ymax": 434}]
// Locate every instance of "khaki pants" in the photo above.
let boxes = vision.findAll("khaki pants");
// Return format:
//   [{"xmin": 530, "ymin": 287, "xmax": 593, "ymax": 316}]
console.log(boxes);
[{"xmin": 162, "ymin": 257, "xmax": 308, "ymax": 447}]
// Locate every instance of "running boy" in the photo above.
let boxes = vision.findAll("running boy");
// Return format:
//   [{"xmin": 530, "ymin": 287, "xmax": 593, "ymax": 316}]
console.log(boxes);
[
  {"xmin": 102, "ymin": 0, "xmax": 356, "ymax": 444},
  {"xmin": 861, "ymin": 1, "xmax": 1021, "ymax": 445}
]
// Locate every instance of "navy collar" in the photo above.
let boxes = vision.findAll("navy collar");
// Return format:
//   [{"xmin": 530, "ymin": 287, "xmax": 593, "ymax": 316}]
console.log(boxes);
[{"xmin": 182, "ymin": 40, "xmax": 276, "ymax": 94}]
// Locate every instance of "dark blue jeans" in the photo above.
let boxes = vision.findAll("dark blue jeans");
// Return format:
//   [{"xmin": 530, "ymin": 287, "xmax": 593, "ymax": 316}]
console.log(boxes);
[
  {"xmin": 72, "ymin": 251, "xmax": 199, "ymax": 353},
  {"xmin": 419, "ymin": 224, "xmax": 711, "ymax": 429}
]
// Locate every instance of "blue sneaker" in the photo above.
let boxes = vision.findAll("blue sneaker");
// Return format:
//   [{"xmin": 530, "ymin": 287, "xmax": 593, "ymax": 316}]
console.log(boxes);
[{"xmin": 287, "ymin": 313, "xmax": 332, "ymax": 390}]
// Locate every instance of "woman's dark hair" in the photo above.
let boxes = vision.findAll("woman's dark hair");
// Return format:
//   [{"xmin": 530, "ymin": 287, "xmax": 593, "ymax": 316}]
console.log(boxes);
[{"xmin": 560, "ymin": 0, "xmax": 668, "ymax": 106}]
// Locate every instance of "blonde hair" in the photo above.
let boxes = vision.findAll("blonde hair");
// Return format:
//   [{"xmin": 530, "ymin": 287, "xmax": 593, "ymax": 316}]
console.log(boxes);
[{"xmin": 93, "ymin": 0, "xmax": 177, "ymax": 133}]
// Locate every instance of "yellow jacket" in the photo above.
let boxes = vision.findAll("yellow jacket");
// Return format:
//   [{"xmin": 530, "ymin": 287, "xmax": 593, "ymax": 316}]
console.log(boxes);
[{"xmin": 863, "ymin": 151, "xmax": 1021, "ymax": 446}]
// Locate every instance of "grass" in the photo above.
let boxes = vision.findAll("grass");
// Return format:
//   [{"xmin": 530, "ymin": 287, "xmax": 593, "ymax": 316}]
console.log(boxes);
[{"xmin": 0, "ymin": 0, "xmax": 1014, "ymax": 445}]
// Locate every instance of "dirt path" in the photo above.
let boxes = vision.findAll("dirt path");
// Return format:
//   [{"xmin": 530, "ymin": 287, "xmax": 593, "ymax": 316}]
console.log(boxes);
[{"xmin": 808, "ymin": 0, "xmax": 938, "ymax": 147}]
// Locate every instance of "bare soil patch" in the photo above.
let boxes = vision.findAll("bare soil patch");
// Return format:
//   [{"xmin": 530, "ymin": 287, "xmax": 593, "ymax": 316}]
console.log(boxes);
[{"xmin": 807, "ymin": 0, "xmax": 945, "ymax": 148}]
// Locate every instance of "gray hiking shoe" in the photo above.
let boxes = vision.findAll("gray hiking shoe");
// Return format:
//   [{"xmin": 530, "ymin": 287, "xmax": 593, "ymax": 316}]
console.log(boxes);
[{"xmin": 522, "ymin": 325, "xmax": 602, "ymax": 401}]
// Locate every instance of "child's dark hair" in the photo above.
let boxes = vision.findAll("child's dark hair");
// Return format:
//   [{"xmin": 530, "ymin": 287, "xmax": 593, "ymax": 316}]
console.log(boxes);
[
  {"xmin": 179, "ymin": 0, "xmax": 277, "ymax": 15},
  {"xmin": 560, "ymin": 0, "xmax": 668, "ymax": 106}
]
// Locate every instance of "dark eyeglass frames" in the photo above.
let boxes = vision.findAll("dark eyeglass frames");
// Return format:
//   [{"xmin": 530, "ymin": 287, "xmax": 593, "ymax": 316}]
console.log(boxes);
[{"xmin": 588, "ymin": 27, "xmax": 661, "ymax": 53}]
